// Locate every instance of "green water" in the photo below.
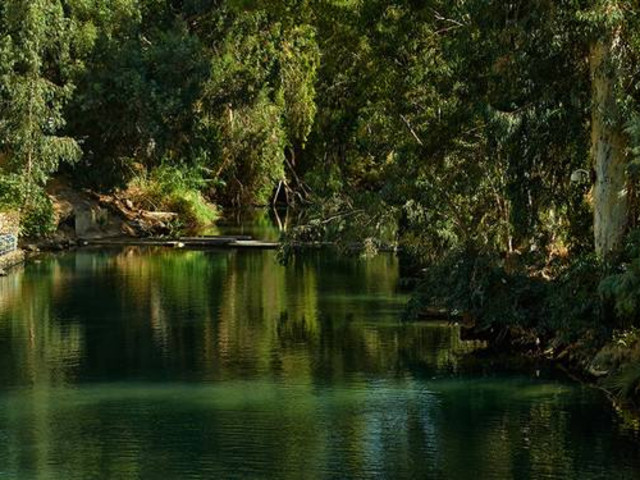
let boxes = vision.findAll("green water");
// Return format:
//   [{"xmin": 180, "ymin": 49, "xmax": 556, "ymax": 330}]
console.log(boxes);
[{"xmin": 0, "ymin": 248, "xmax": 639, "ymax": 479}]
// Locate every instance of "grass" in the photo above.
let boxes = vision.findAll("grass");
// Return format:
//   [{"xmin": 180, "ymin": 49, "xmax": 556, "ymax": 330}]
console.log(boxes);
[{"xmin": 126, "ymin": 165, "xmax": 219, "ymax": 232}]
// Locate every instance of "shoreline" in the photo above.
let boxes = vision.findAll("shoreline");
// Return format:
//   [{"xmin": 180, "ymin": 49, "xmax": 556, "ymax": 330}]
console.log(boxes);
[
  {"xmin": 9, "ymin": 239, "xmax": 639, "ymax": 421},
  {"xmin": 413, "ymin": 312, "xmax": 640, "ymax": 421},
  {"xmin": 468, "ymin": 321, "xmax": 640, "ymax": 418},
  {"xmin": 0, "ymin": 249, "xmax": 25, "ymax": 275}
]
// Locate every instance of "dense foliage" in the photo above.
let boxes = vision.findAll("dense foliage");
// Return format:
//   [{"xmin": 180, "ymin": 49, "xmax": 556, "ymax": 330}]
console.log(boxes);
[
  {"xmin": 4, "ymin": 1, "xmax": 640, "ymax": 360},
  {"xmin": 298, "ymin": 0, "xmax": 640, "ymax": 350}
]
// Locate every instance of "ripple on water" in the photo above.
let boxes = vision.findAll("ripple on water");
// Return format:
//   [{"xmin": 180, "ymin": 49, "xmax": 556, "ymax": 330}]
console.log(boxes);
[{"xmin": 0, "ymin": 248, "xmax": 637, "ymax": 479}]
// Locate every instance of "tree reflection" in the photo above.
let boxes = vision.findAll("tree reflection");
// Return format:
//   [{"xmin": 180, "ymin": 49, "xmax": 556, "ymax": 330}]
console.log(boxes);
[{"xmin": 0, "ymin": 249, "xmax": 637, "ymax": 478}]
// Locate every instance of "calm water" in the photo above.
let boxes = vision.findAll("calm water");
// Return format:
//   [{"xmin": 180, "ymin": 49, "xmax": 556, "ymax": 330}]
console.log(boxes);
[{"xmin": 0, "ymin": 247, "xmax": 639, "ymax": 479}]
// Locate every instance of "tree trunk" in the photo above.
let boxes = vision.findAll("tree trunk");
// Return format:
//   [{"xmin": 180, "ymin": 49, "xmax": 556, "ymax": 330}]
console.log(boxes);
[{"xmin": 590, "ymin": 35, "xmax": 628, "ymax": 258}]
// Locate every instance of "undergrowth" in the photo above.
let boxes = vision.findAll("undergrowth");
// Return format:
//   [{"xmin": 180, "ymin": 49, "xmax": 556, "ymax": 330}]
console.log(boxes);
[
  {"xmin": 405, "ymin": 229, "xmax": 640, "ymax": 404},
  {"xmin": 0, "ymin": 176, "xmax": 56, "ymax": 238},
  {"xmin": 405, "ymin": 248, "xmax": 602, "ymax": 338},
  {"xmin": 126, "ymin": 165, "xmax": 219, "ymax": 231}
]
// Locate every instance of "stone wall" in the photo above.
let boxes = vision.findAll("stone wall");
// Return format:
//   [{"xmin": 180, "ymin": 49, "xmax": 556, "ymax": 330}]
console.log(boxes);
[
  {"xmin": 0, "ymin": 234, "xmax": 16, "ymax": 256},
  {"xmin": 0, "ymin": 211, "xmax": 22, "ymax": 272}
]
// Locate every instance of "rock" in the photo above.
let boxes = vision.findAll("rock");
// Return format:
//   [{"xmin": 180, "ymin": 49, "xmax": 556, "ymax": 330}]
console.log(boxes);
[
  {"xmin": 0, "ymin": 269, "xmax": 7, "ymax": 277},
  {"xmin": 38, "ymin": 240, "xmax": 64, "ymax": 251},
  {"xmin": 140, "ymin": 211, "xmax": 179, "ymax": 222},
  {"xmin": 121, "ymin": 223, "xmax": 138, "ymax": 237},
  {"xmin": 125, "ymin": 199, "xmax": 134, "ymax": 210}
]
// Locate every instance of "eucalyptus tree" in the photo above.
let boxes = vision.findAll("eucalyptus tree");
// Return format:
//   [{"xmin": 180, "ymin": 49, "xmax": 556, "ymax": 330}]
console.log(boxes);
[
  {"xmin": 64, "ymin": 0, "xmax": 319, "ymax": 207},
  {"xmin": 300, "ymin": 0, "xmax": 592, "ymax": 259},
  {"xmin": 194, "ymin": 0, "xmax": 319, "ymax": 206},
  {"xmin": 583, "ymin": 1, "xmax": 640, "ymax": 258},
  {"xmin": 0, "ymin": 0, "xmax": 81, "ymax": 233},
  {"xmin": 64, "ymin": 0, "xmax": 211, "ymax": 187}
]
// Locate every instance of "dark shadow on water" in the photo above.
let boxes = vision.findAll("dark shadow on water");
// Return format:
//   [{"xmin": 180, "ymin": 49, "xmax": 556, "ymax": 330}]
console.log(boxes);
[{"xmin": 0, "ymin": 247, "xmax": 637, "ymax": 479}]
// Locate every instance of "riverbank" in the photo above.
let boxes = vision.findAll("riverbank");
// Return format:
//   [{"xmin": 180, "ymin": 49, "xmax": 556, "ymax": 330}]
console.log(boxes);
[
  {"xmin": 406, "ymin": 246, "xmax": 640, "ymax": 416},
  {"xmin": 12, "ymin": 182, "xmax": 640, "ymax": 416},
  {"xmin": 0, "ymin": 250, "xmax": 25, "ymax": 275},
  {"xmin": 453, "ymin": 316, "xmax": 640, "ymax": 418},
  {"xmin": 16, "ymin": 181, "xmax": 396, "ymax": 255},
  {"xmin": 13, "ymin": 179, "xmax": 219, "ymax": 254}
]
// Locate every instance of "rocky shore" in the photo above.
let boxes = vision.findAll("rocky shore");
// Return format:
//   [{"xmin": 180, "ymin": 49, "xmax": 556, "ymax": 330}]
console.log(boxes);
[{"xmin": 0, "ymin": 250, "xmax": 25, "ymax": 275}]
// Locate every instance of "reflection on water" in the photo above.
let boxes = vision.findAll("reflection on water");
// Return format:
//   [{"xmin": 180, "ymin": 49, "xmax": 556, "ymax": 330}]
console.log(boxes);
[
  {"xmin": 0, "ymin": 248, "xmax": 638, "ymax": 479},
  {"xmin": 204, "ymin": 208, "xmax": 284, "ymax": 241}
]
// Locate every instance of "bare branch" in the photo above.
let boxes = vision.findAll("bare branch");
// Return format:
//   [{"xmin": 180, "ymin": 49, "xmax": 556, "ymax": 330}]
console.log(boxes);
[{"xmin": 400, "ymin": 114, "xmax": 424, "ymax": 146}]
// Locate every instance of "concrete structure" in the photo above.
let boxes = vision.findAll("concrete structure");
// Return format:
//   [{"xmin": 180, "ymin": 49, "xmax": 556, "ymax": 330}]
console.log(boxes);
[{"xmin": 0, "ymin": 211, "xmax": 23, "ymax": 271}]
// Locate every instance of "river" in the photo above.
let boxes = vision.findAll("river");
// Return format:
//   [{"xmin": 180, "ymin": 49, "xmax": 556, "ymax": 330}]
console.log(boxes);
[{"xmin": 0, "ymin": 246, "xmax": 638, "ymax": 479}]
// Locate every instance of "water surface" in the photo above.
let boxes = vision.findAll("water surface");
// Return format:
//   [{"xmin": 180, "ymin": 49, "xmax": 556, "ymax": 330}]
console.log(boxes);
[{"xmin": 0, "ymin": 248, "xmax": 638, "ymax": 479}]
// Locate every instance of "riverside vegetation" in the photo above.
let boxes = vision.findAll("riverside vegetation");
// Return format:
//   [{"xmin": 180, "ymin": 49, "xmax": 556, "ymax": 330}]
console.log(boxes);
[{"xmin": 3, "ymin": 1, "xmax": 640, "ymax": 405}]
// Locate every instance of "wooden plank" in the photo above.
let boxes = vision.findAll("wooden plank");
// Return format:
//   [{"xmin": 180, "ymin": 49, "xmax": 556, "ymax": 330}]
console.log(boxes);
[
  {"xmin": 83, "ymin": 238, "xmax": 184, "ymax": 247},
  {"xmin": 180, "ymin": 235, "xmax": 254, "ymax": 241},
  {"xmin": 81, "ymin": 237, "xmax": 391, "ymax": 252},
  {"xmin": 232, "ymin": 240, "xmax": 279, "ymax": 249},
  {"xmin": 82, "ymin": 237, "xmax": 279, "ymax": 250}
]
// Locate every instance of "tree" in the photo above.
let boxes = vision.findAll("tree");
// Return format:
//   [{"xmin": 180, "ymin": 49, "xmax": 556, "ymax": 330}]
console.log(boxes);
[
  {"xmin": 195, "ymin": 1, "xmax": 319, "ymax": 206},
  {"xmin": 0, "ymin": 0, "xmax": 81, "ymax": 227},
  {"xmin": 585, "ymin": 1, "xmax": 640, "ymax": 258}
]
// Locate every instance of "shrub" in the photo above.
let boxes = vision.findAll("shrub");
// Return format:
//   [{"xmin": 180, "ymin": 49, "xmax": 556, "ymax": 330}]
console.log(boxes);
[
  {"xmin": 126, "ymin": 165, "xmax": 219, "ymax": 231},
  {"xmin": 600, "ymin": 228, "xmax": 640, "ymax": 328},
  {"xmin": 407, "ymin": 248, "xmax": 605, "ymax": 344},
  {"xmin": 20, "ymin": 192, "xmax": 57, "ymax": 238},
  {"xmin": 0, "ymin": 176, "xmax": 56, "ymax": 239}
]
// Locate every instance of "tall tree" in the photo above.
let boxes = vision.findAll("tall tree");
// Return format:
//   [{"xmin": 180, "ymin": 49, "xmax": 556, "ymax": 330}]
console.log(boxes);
[
  {"xmin": 0, "ymin": 0, "xmax": 81, "ymax": 213},
  {"xmin": 587, "ymin": 1, "xmax": 637, "ymax": 258}
]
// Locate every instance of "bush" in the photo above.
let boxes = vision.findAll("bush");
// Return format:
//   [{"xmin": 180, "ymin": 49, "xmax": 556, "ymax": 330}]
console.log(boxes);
[
  {"xmin": 599, "ymin": 228, "xmax": 640, "ymax": 328},
  {"xmin": 126, "ymin": 165, "xmax": 219, "ymax": 231},
  {"xmin": 407, "ymin": 248, "xmax": 606, "ymax": 345},
  {"xmin": 407, "ymin": 249, "xmax": 547, "ymax": 328},
  {"xmin": 0, "ymin": 176, "xmax": 56, "ymax": 239},
  {"xmin": 20, "ymin": 193, "xmax": 57, "ymax": 238},
  {"xmin": 544, "ymin": 254, "xmax": 604, "ymax": 342}
]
